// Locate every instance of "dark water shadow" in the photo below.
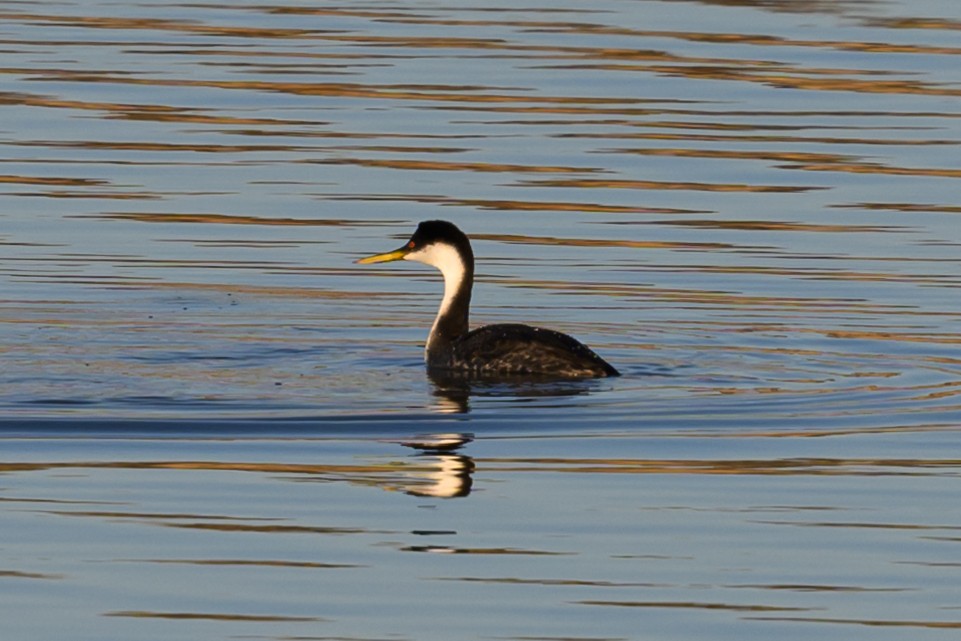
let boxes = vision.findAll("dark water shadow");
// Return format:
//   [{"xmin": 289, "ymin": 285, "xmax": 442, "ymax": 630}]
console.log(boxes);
[{"xmin": 427, "ymin": 369, "xmax": 613, "ymax": 413}]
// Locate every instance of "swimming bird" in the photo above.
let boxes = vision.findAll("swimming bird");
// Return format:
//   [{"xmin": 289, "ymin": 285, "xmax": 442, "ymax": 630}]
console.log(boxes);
[{"xmin": 356, "ymin": 220, "xmax": 619, "ymax": 379}]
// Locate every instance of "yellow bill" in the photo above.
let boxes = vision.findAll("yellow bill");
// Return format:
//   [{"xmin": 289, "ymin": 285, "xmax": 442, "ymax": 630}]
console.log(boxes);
[{"xmin": 355, "ymin": 246, "xmax": 410, "ymax": 265}]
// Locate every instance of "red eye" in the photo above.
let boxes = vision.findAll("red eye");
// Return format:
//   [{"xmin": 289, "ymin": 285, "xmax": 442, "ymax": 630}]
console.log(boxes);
[{"xmin": 408, "ymin": 241, "xmax": 415, "ymax": 248}]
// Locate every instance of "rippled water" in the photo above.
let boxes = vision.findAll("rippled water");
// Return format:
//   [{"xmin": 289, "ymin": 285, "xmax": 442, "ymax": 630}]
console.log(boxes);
[{"xmin": 2, "ymin": 0, "xmax": 960, "ymax": 639}]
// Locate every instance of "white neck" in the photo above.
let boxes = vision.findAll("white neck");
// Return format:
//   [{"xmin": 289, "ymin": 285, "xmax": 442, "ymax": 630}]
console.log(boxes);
[{"xmin": 403, "ymin": 243, "xmax": 467, "ymax": 356}]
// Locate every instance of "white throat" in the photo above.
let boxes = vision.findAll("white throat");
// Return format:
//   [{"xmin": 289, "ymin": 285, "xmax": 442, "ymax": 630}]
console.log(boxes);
[{"xmin": 404, "ymin": 242, "xmax": 467, "ymax": 355}]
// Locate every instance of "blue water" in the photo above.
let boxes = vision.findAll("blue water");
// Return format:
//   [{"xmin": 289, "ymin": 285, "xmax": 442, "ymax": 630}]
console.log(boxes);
[{"xmin": 2, "ymin": 0, "xmax": 960, "ymax": 639}]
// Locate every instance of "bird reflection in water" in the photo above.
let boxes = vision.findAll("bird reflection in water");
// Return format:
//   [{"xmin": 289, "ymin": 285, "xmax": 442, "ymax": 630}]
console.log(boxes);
[
  {"xmin": 428, "ymin": 369, "xmax": 602, "ymax": 414},
  {"xmin": 393, "ymin": 433, "xmax": 474, "ymax": 498}
]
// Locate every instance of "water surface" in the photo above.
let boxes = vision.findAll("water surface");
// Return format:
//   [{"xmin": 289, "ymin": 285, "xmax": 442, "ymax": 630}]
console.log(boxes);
[{"xmin": 1, "ymin": 0, "xmax": 960, "ymax": 639}]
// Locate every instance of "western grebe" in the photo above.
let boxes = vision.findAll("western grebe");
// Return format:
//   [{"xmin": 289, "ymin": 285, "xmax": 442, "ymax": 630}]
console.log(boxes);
[{"xmin": 356, "ymin": 220, "xmax": 619, "ymax": 379}]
